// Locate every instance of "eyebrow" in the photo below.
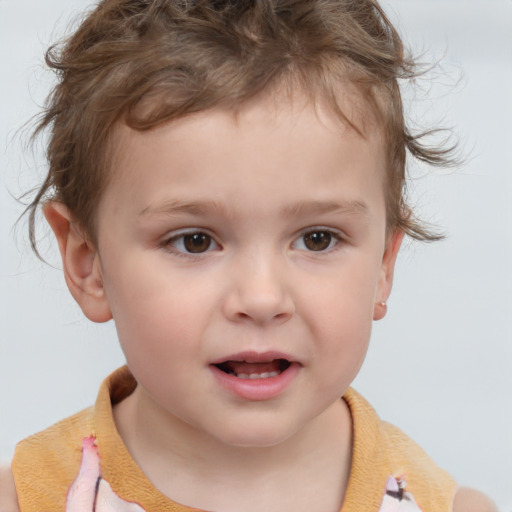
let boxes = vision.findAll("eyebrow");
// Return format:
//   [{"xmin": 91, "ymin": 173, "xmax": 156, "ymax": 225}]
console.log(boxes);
[
  {"xmin": 282, "ymin": 200, "xmax": 369, "ymax": 218},
  {"xmin": 139, "ymin": 199, "xmax": 369, "ymax": 219},
  {"xmin": 139, "ymin": 200, "xmax": 228, "ymax": 218}
]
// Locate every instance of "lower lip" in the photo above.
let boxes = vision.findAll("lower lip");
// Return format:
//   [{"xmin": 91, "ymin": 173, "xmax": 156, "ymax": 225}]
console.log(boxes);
[{"xmin": 210, "ymin": 363, "xmax": 301, "ymax": 401}]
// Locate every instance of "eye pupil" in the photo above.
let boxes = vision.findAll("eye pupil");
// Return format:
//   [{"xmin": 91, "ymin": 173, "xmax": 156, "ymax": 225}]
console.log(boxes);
[
  {"xmin": 184, "ymin": 233, "xmax": 211, "ymax": 253},
  {"xmin": 304, "ymin": 232, "xmax": 331, "ymax": 251}
]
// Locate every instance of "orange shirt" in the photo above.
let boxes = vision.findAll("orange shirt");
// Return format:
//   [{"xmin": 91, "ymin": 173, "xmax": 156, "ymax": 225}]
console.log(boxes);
[{"xmin": 12, "ymin": 367, "xmax": 457, "ymax": 511}]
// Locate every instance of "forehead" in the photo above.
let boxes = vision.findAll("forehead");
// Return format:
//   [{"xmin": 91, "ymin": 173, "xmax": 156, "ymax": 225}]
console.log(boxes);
[
  {"xmin": 112, "ymin": 86, "xmax": 385, "ymax": 169},
  {"xmin": 101, "ymin": 90, "xmax": 387, "ymax": 224}
]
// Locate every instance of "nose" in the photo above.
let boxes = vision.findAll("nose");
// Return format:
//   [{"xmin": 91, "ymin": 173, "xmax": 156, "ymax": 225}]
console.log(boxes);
[{"xmin": 223, "ymin": 252, "xmax": 295, "ymax": 326}]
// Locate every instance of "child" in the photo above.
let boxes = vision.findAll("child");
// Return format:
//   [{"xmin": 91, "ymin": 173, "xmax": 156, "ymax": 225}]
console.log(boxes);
[{"xmin": 0, "ymin": 0, "xmax": 497, "ymax": 511}]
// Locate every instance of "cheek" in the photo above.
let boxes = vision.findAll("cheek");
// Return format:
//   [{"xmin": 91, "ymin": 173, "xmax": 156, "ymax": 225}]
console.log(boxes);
[
  {"xmin": 105, "ymin": 254, "xmax": 214, "ymax": 325},
  {"xmin": 310, "ymin": 302, "xmax": 372, "ymax": 399},
  {"xmin": 297, "ymin": 256, "xmax": 380, "ymax": 367},
  {"xmin": 103, "ymin": 266, "xmax": 198, "ymax": 361},
  {"xmin": 301, "ymin": 257, "xmax": 380, "ymax": 328},
  {"xmin": 109, "ymin": 279, "xmax": 207, "ymax": 402}
]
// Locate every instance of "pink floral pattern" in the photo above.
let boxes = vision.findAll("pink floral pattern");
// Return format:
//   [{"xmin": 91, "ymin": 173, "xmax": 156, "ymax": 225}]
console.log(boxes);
[
  {"xmin": 377, "ymin": 475, "xmax": 423, "ymax": 512},
  {"xmin": 67, "ymin": 437, "xmax": 423, "ymax": 512},
  {"xmin": 66, "ymin": 437, "xmax": 146, "ymax": 512}
]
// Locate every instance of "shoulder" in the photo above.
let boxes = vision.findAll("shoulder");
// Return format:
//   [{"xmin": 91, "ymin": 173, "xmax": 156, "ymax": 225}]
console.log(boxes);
[
  {"xmin": 344, "ymin": 390, "xmax": 457, "ymax": 509},
  {"xmin": 0, "ymin": 465, "xmax": 19, "ymax": 512},
  {"xmin": 11, "ymin": 406, "xmax": 95, "ymax": 510},
  {"xmin": 13, "ymin": 406, "xmax": 93, "ymax": 474},
  {"xmin": 453, "ymin": 487, "xmax": 498, "ymax": 512}
]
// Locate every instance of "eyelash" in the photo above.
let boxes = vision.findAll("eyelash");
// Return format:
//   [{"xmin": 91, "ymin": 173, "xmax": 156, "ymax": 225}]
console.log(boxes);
[
  {"xmin": 292, "ymin": 228, "xmax": 344, "ymax": 253},
  {"xmin": 161, "ymin": 228, "xmax": 344, "ymax": 257},
  {"xmin": 162, "ymin": 230, "xmax": 220, "ymax": 258}
]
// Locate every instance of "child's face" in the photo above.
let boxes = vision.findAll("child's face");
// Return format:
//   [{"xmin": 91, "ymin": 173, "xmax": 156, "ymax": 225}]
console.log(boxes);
[{"xmin": 68, "ymin": 92, "xmax": 400, "ymax": 448}]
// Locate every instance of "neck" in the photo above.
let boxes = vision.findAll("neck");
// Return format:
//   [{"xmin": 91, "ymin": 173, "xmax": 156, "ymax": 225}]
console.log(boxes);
[{"xmin": 114, "ymin": 387, "xmax": 353, "ymax": 512}]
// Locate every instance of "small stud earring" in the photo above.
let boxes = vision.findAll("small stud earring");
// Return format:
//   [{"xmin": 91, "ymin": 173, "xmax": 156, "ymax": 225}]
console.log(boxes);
[{"xmin": 373, "ymin": 300, "xmax": 388, "ymax": 321}]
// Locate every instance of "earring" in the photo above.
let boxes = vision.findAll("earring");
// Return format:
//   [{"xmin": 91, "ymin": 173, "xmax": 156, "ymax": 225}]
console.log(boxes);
[{"xmin": 373, "ymin": 300, "xmax": 388, "ymax": 321}]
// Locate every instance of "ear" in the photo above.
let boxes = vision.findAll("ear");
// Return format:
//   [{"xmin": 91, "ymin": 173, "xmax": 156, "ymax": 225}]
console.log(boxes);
[
  {"xmin": 373, "ymin": 229, "xmax": 404, "ymax": 321},
  {"xmin": 43, "ymin": 202, "xmax": 112, "ymax": 323}
]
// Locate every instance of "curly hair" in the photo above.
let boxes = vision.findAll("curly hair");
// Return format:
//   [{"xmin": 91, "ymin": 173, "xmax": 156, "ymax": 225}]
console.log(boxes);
[{"xmin": 27, "ymin": 0, "xmax": 453, "ymax": 252}]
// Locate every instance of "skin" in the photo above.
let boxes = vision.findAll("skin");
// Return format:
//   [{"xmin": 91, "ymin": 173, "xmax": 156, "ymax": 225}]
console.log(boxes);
[
  {"xmin": 0, "ymin": 91, "xmax": 497, "ymax": 512},
  {"xmin": 58, "ymin": 91, "xmax": 397, "ymax": 511}
]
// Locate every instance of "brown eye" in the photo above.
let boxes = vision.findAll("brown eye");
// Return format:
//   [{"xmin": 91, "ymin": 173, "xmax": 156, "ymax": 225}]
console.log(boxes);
[
  {"xmin": 302, "ymin": 231, "xmax": 333, "ymax": 251},
  {"xmin": 183, "ymin": 233, "xmax": 212, "ymax": 253}
]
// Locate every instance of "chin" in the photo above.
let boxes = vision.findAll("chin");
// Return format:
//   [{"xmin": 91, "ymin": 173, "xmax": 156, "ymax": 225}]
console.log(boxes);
[{"xmin": 212, "ymin": 420, "xmax": 300, "ymax": 449}]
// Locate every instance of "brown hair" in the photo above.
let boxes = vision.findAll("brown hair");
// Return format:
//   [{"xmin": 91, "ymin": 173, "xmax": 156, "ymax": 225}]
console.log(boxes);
[{"xmin": 27, "ymin": 0, "xmax": 453, "ymax": 253}]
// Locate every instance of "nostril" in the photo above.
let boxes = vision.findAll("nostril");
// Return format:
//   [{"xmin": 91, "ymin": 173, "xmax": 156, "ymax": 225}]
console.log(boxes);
[
  {"xmin": 226, "ymin": 301, "xmax": 295, "ymax": 324},
  {"xmin": 223, "ymin": 279, "xmax": 295, "ymax": 324}
]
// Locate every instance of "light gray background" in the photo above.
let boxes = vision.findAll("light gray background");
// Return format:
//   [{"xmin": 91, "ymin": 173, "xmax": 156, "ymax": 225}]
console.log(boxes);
[{"xmin": 1, "ymin": 0, "xmax": 511, "ymax": 509}]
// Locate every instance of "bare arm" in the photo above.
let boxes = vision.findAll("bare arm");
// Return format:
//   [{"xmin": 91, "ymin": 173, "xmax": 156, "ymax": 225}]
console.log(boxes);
[
  {"xmin": 0, "ymin": 465, "xmax": 19, "ymax": 512},
  {"xmin": 453, "ymin": 487, "xmax": 498, "ymax": 512}
]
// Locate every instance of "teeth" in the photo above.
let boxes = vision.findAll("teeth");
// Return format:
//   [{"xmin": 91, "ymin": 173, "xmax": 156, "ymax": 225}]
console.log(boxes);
[{"xmin": 236, "ymin": 371, "xmax": 279, "ymax": 380}]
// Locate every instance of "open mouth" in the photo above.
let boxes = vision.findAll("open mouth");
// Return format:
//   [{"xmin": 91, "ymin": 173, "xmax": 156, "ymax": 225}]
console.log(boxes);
[{"xmin": 214, "ymin": 359, "xmax": 291, "ymax": 380}]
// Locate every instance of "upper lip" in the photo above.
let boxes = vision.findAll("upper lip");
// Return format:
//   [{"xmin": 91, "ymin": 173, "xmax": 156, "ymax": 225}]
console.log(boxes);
[{"xmin": 210, "ymin": 350, "xmax": 298, "ymax": 365}]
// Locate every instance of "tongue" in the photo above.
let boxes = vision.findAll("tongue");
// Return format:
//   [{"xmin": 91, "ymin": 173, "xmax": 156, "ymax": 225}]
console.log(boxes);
[{"xmin": 224, "ymin": 360, "xmax": 281, "ymax": 375}]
